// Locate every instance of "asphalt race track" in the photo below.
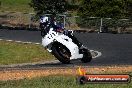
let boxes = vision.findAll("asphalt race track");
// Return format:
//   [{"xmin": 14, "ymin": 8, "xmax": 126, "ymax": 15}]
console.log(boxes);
[{"xmin": 0, "ymin": 29, "xmax": 132, "ymax": 67}]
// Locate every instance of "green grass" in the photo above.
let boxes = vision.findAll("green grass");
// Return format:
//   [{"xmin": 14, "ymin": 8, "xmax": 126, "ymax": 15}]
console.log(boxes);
[
  {"xmin": 0, "ymin": 41, "xmax": 55, "ymax": 65},
  {"xmin": 0, "ymin": 75, "xmax": 131, "ymax": 88},
  {"xmin": 0, "ymin": 0, "xmax": 33, "ymax": 13}
]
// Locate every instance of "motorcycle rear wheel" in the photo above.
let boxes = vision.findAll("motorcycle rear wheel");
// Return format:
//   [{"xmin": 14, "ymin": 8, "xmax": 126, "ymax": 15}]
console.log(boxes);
[
  {"xmin": 52, "ymin": 42, "xmax": 71, "ymax": 64},
  {"xmin": 80, "ymin": 48, "xmax": 92, "ymax": 63}
]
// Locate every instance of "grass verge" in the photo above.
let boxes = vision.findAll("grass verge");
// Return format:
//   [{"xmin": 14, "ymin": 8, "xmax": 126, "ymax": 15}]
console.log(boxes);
[
  {"xmin": 0, "ymin": 40, "xmax": 55, "ymax": 65},
  {"xmin": 0, "ymin": 0, "xmax": 33, "ymax": 13},
  {"xmin": 0, "ymin": 75, "xmax": 131, "ymax": 88}
]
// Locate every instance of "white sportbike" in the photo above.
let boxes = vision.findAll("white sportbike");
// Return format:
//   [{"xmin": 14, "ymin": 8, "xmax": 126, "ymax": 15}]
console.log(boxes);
[{"xmin": 41, "ymin": 17, "xmax": 92, "ymax": 64}]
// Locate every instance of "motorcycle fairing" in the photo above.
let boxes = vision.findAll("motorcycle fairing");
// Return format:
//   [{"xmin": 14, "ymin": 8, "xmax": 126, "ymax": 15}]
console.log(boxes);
[
  {"xmin": 42, "ymin": 28, "xmax": 83, "ymax": 60},
  {"xmin": 54, "ymin": 34, "xmax": 83, "ymax": 60}
]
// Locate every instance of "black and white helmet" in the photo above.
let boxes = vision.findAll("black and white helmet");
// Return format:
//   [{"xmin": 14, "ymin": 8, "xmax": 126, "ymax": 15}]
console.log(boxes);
[{"xmin": 40, "ymin": 16, "xmax": 49, "ymax": 23}]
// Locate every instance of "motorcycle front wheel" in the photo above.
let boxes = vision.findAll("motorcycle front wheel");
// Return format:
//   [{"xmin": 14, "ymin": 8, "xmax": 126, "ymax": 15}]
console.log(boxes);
[{"xmin": 52, "ymin": 42, "xmax": 71, "ymax": 64}]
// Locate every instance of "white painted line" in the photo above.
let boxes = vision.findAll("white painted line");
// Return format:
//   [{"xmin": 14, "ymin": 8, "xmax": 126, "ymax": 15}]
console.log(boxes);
[
  {"xmin": 0, "ymin": 39, "xmax": 3, "ymax": 41},
  {"xmin": 35, "ymin": 43, "xmax": 41, "ymax": 45},
  {"xmin": 6, "ymin": 40, "xmax": 13, "ymax": 42},
  {"xmin": 0, "ymin": 38, "xmax": 42, "ymax": 46},
  {"xmin": 27, "ymin": 42, "xmax": 32, "ymax": 44},
  {"xmin": 15, "ymin": 41, "xmax": 22, "ymax": 43},
  {"xmin": 90, "ymin": 50, "xmax": 102, "ymax": 59},
  {"xmin": 93, "ymin": 51, "xmax": 102, "ymax": 58},
  {"xmin": 23, "ymin": 42, "xmax": 32, "ymax": 44},
  {"xmin": 1, "ymin": 39, "xmax": 41, "ymax": 45}
]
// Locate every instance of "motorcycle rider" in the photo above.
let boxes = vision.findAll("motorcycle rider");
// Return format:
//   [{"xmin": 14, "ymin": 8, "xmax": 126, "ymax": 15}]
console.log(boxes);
[
  {"xmin": 40, "ymin": 15, "xmax": 82, "ymax": 48},
  {"xmin": 40, "ymin": 16, "xmax": 64, "ymax": 34}
]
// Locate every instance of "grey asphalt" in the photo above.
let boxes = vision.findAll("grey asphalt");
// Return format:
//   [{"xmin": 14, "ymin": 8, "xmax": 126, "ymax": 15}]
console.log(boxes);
[{"xmin": 0, "ymin": 29, "xmax": 132, "ymax": 67}]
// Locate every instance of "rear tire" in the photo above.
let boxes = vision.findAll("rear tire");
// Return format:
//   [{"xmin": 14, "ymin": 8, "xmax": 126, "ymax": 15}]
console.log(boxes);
[
  {"xmin": 52, "ymin": 42, "xmax": 71, "ymax": 64},
  {"xmin": 80, "ymin": 48, "xmax": 92, "ymax": 63}
]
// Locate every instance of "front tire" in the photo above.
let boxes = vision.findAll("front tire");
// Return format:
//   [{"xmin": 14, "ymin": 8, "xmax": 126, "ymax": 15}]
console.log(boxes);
[
  {"xmin": 52, "ymin": 42, "xmax": 71, "ymax": 64},
  {"xmin": 80, "ymin": 48, "xmax": 92, "ymax": 63}
]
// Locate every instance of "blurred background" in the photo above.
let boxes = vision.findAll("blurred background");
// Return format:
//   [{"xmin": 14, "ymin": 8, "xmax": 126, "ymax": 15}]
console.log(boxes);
[{"xmin": 0, "ymin": 0, "xmax": 132, "ymax": 33}]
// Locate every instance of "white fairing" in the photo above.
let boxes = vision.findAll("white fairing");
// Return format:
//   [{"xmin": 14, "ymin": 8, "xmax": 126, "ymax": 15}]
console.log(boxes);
[
  {"xmin": 42, "ymin": 28, "xmax": 83, "ymax": 60},
  {"xmin": 42, "ymin": 28, "xmax": 57, "ymax": 47}
]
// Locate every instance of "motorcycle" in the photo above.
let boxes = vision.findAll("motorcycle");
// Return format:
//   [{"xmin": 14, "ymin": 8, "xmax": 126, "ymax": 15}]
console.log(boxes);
[{"xmin": 40, "ymin": 16, "xmax": 92, "ymax": 64}]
